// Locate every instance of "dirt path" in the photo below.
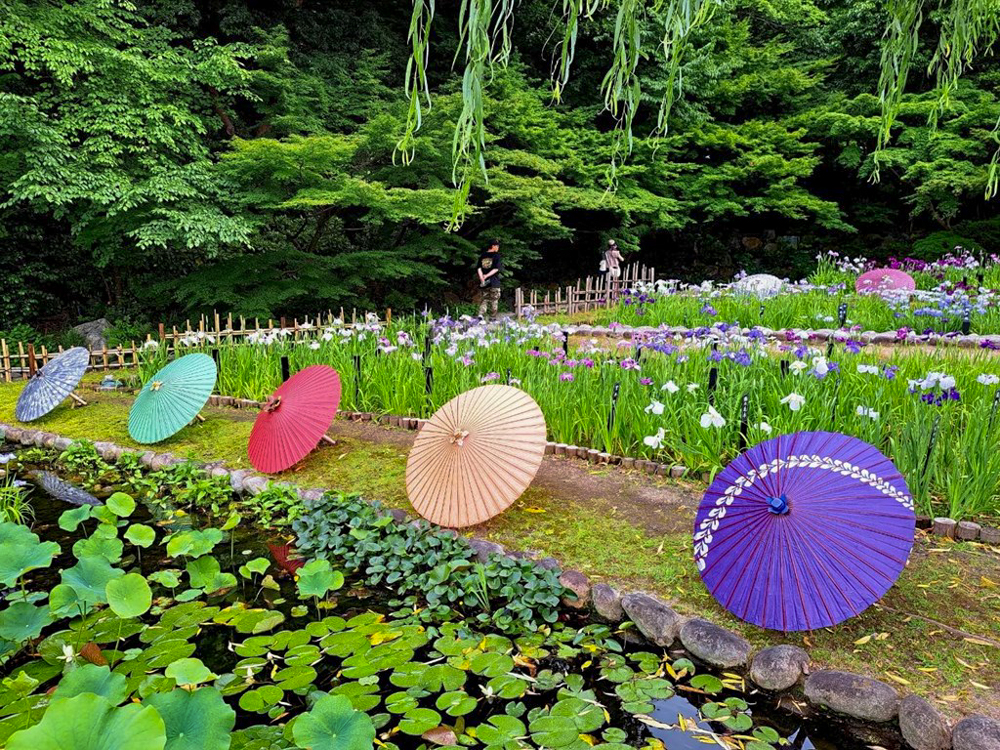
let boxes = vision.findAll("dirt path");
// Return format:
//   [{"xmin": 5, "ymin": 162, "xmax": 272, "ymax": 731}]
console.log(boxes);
[{"xmin": 325, "ymin": 417, "xmax": 701, "ymax": 536}]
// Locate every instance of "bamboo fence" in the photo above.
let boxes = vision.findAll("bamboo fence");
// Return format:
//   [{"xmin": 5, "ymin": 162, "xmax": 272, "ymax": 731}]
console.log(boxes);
[{"xmin": 513, "ymin": 263, "xmax": 655, "ymax": 318}]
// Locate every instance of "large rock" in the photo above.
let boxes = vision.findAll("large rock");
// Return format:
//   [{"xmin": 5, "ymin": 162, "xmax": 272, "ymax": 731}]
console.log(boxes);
[
  {"xmin": 229, "ymin": 469, "xmax": 252, "ymax": 493},
  {"xmin": 749, "ymin": 645, "xmax": 810, "ymax": 691},
  {"xmin": 72, "ymin": 318, "xmax": 113, "ymax": 350},
  {"xmin": 591, "ymin": 583, "xmax": 623, "ymax": 622},
  {"xmin": 621, "ymin": 593, "xmax": 681, "ymax": 647},
  {"xmin": 952, "ymin": 714, "xmax": 1000, "ymax": 750},
  {"xmin": 804, "ymin": 670, "xmax": 899, "ymax": 723},
  {"xmin": 242, "ymin": 475, "xmax": 269, "ymax": 495},
  {"xmin": 467, "ymin": 538, "xmax": 505, "ymax": 563},
  {"xmin": 559, "ymin": 570, "xmax": 591, "ymax": 609},
  {"xmin": 898, "ymin": 695, "xmax": 950, "ymax": 750},
  {"xmin": 679, "ymin": 618, "xmax": 752, "ymax": 669}
]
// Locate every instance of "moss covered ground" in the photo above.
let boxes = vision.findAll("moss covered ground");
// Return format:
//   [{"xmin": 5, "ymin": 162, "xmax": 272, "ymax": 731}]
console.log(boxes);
[{"xmin": 1, "ymin": 376, "xmax": 997, "ymax": 718}]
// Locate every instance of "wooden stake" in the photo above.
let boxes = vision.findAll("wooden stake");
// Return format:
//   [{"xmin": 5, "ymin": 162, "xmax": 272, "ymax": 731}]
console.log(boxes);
[
  {"xmin": 320, "ymin": 434, "xmax": 336, "ymax": 446},
  {"xmin": 193, "ymin": 413, "xmax": 206, "ymax": 423},
  {"xmin": 27, "ymin": 343, "xmax": 37, "ymax": 377},
  {"xmin": 69, "ymin": 392, "xmax": 88, "ymax": 407}
]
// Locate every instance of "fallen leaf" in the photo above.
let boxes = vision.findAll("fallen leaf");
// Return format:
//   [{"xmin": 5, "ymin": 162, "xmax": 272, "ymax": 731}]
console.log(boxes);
[
  {"xmin": 981, "ymin": 576, "xmax": 998, "ymax": 588},
  {"xmin": 854, "ymin": 635, "xmax": 872, "ymax": 646},
  {"xmin": 971, "ymin": 681, "xmax": 991, "ymax": 690},
  {"xmin": 884, "ymin": 673, "xmax": 911, "ymax": 686},
  {"xmin": 964, "ymin": 637, "xmax": 995, "ymax": 647},
  {"xmin": 524, "ymin": 507, "xmax": 546, "ymax": 513}
]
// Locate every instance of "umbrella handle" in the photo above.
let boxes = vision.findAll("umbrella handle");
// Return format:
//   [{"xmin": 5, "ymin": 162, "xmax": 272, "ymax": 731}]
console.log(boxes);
[
  {"xmin": 263, "ymin": 396, "xmax": 282, "ymax": 413},
  {"xmin": 450, "ymin": 430, "xmax": 470, "ymax": 447}
]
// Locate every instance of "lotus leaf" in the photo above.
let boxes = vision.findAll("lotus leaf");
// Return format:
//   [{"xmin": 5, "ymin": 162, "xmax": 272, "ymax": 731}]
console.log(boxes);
[
  {"xmin": 185, "ymin": 557, "xmax": 236, "ymax": 594},
  {"xmin": 165, "ymin": 657, "xmax": 215, "ymax": 687},
  {"xmin": 140, "ymin": 638, "xmax": 197, "ymax": 668},
  {"xmin": 73, "ymin": 534, "xmax": 124, "ymax": 564},
  {"xmin": 238, "ymin": 558, "xmax": 269, "ymax": 578},
  {"xmin": 52, "ymin": 665, "xmax": 128, "ymax": 704},
  {"xmin": 230, "ymin": 609, "xmax": 285, "ymax": 634},
  {"xmin": 0, "ymin": 521, "xmax": 60, "ymax": 588},
  {"xmin": 124, "ymin": 525, "xmax": 155, "ymax": 548},
  {"xmin": 144, "ymin": 687, "xmax": 236, "ymax": 750},
  {"xmin": 6, "ymin": 693, "xmax": 166, "ymax": 750},
  {"xmin": 295, "ymin": 559, "xmax": 344, "ymax": 600},
  {"xmin": 0, "ymin": 601, "xmax": 53, "ymax": 643},
  {"xmin": 166, "ymin": 529, "xmax": 223, "ymax": 559},
  {"xmin": 397, "ymin": 707, "xmax": 441, "ymax": 735},
  {"xmin": 58, "ymin": 506, "xmax": 92, "ymax": 532},
  {"xmin": 106, "ymin": 574, "xmax": 153, "ymax": 619},
  {"xmin": 106, "ymin": 493, "xmax": 136, "ymax": 517},
  {"xmin": 48, "ymin": 583, "xmax": 85, "ymax": 617},
  {"xmin": 149, "ymin": 570, "xmax": 181, "ymax": 589},
  {"xmin": 61, "ymin": 556, "xmax": 124, "ymax": 608},
  {"xmin": 293, "ymin": 694, "xmax": 375, "ymax": 750}
]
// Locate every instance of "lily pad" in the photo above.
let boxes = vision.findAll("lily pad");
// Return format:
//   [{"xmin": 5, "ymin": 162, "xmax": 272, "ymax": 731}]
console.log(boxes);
[
  {"xmin": 398, "ymin": 707, "xmax": 442, "ymax": 735},
  {"xmin": 292, "ymin": 694, "xmax": 375, "ymax": 750},
  {"xmin": 435, "ymin": 690, "xmax": 477, "ymax": 716},
  {"xmin": 477, "ymin": 715, "xmax": 527, "ymax": 750},
  {"xmin": 144, "ymin": 687, "xmax": 236, "ymax": 750}
]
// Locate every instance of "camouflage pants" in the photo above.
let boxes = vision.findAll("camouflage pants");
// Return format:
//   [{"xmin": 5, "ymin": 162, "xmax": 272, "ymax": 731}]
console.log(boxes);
[{"xmin": 478, "ymin": 287, "xmax": 501, "ymax": 318}]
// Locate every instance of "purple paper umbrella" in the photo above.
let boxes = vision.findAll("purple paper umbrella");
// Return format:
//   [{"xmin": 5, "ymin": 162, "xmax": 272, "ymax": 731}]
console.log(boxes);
[
  {"xmin": 855, "ymin": 268, "xmax": 916, "ymax": 294},
  {"xmin": 693, "ymin": 431, "xmax": 914, "ymax": 631}
]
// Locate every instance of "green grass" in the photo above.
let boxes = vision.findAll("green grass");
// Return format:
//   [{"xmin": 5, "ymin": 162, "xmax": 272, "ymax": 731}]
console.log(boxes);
[{"xmin": 1, "ymin": 377, "xmax": 998, "ymax": 717}]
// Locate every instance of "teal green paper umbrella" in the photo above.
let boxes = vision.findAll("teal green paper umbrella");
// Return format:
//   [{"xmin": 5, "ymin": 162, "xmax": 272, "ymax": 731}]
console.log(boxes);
[{"xmin": 128, "ymin": 354, "xmax": 217, "ymax": 444}]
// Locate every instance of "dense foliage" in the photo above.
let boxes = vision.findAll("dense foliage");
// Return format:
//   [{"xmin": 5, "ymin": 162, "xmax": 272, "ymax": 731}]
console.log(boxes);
[{"xmin": 1, "ymin": 0, "xmax": 998, "ymax": 331}]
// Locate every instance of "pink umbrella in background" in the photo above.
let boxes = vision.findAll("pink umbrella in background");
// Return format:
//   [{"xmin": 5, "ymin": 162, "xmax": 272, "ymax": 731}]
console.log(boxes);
[{"xmin": 855, "ymin": 268, "xmax": 916, "ymax": 294}]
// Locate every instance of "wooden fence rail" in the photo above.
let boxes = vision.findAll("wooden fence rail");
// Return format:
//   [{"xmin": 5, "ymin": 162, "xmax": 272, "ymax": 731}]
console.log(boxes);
[
  {"xmin": 0, "ymin": 267, "xmax": 657, "ymax": 382},
  {"xmin": 513, "ymin": 263, "xmax": 655, "ymax": 318}
]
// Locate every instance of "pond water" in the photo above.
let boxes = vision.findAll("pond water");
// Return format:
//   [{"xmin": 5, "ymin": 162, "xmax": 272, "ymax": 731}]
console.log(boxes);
[{"xmin": 0, "ymin": 442, "xmax": 901, "ymax": 750}]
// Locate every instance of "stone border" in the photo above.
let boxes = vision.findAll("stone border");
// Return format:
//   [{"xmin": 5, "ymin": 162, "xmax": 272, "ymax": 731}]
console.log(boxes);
[
  {"xmin": 563, "ymin": 322, "xmax": 1000, "ymax": 350},
  {"xmin": 3, "ymin": 422, "xmax": 998, "ymax": 749}
]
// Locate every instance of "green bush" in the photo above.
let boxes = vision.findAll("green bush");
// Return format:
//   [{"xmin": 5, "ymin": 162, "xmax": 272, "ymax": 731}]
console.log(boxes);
[{"xmin": 293, "ymin": 492, "xmax": 566, "ymax": 633}]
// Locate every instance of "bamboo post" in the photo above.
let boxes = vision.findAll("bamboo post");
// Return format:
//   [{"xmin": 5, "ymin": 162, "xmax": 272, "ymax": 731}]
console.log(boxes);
[
  {"xmin": 1, "ymin": 339, "xmax": 10, "ymax": 383},
  {"xmin": 40, "ymin": 345, "xmax": 49, "ymax": 367},
  {"xmin": 116, "ymin": 346, "xmax": 125, "ymax": 371},
  {"xmin": 386, "ymin": 308, "xmax": 391, "ymax": 325},
  {"xmin": 101, "ymin": 347, "xmax": 109, "ymax": 372},
  {"xmin": 27, "ymin": 343, "xmax": 37, "ymax": 377}
]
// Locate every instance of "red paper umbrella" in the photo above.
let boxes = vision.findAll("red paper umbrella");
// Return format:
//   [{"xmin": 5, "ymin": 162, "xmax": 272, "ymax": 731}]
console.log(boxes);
[{"xmin": 247, "ymin": 365, "xmax": 341, "ymax": 473}]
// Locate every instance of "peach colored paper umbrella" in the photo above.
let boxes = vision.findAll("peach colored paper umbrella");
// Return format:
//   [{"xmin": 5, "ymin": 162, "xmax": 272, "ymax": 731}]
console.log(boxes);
[{"xmin": 406, "ymin": 385, "xmax": 547, "ymax": 528}]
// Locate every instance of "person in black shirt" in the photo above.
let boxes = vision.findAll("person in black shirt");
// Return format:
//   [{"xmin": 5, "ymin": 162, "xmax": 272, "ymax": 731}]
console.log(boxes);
[{"xmin": 476, "ymin": 239, "xmax": 503, "ymax": 319}]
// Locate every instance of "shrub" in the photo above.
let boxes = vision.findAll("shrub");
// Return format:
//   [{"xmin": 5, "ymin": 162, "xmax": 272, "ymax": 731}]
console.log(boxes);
[{"xmin": 293, "ymin": 491, "xmax": 565, "ymax": 633}]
